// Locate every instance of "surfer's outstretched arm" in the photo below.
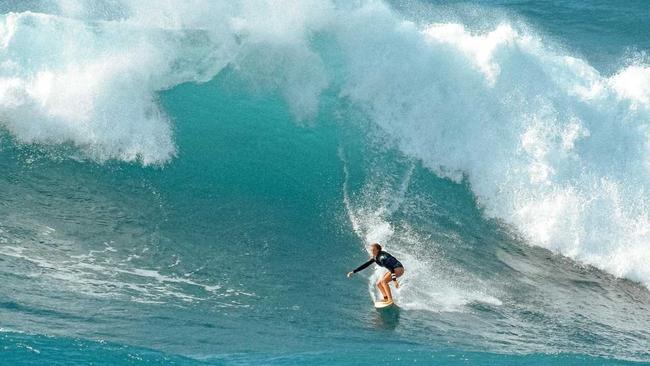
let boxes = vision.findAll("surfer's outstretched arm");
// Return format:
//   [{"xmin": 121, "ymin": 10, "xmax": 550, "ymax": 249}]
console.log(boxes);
[
  {"xmin": 347, "ymin": 259, "xmax": 374, "ymax": 277},
  {"xmin": 353, "ymin": 259, "xmax": 374, "ymax": 273}
]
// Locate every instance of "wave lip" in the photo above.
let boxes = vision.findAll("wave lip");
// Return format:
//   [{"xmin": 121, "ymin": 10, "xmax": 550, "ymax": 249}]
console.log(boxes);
[{"xmin": 0, "ymin": 12, "xmax": 173, "ymax": 163}]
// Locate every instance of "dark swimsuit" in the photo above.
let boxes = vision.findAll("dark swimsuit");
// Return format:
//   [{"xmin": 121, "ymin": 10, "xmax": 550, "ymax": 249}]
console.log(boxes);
[{"xmin": 352, "ymin": 251, "xmax": 403, "ymax": 274}]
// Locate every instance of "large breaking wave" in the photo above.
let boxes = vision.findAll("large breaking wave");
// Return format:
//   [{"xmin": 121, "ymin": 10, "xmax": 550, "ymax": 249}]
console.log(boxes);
[{"xmin": 1, "ymin": 0, "xmax": 649, "ymax": 290}]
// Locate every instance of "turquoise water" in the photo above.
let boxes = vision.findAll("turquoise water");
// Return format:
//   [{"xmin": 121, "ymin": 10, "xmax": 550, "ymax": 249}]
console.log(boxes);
[{"xmin": 1, "ymin": 1, "xmax": 649, "ymax": 365}]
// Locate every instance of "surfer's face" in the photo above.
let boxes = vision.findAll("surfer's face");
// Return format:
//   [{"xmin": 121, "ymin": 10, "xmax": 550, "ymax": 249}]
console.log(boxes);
[{"xmin": 371, "ymin": 245, "xmax": 379, "ymax": 256}]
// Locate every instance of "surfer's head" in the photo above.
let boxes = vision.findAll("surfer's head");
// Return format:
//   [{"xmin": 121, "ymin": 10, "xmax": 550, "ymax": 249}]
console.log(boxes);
[{"xmin": 370, "ymin": 243, "xmax": 382, "ymax": 256}]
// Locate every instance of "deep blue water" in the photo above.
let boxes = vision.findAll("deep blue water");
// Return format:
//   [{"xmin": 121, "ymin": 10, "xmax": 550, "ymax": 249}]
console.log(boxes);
[{"xmin": 0, "ymin": 1, "xmax": 649, "ymax": 365}]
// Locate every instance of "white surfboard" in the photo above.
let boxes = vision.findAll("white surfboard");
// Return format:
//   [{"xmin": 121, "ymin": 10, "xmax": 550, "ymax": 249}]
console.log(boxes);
[{"xmin": 374, "ymin": 300, "xmax": 395, "ymax": 309}]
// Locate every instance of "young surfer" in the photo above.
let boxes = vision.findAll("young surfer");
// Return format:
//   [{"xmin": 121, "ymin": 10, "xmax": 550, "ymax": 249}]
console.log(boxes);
[{"xmin": 347, "ymin": 243, "xmax": 405, "ymax": 304}]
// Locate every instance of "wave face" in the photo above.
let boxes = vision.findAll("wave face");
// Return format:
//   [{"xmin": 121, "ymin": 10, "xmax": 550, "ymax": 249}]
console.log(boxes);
[
  {"xmin": 1, "ymin": 0, "xmax": 650, "ymax": 364},
  {"xmin": 1, "ymin": 0, "xmax": 649, "ymax": 287}
]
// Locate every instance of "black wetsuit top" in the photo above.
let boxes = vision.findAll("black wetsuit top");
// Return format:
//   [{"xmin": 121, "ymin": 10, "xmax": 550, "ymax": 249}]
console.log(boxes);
[{"xmin": 353, "ymin": 251, "xmax": 403, "ymax": 274}]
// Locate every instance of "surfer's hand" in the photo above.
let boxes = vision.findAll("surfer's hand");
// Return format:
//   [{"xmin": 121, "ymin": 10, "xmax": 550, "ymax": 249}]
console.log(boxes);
[{"xmin": 347, "ymin": 271, "xmax": 354, "ymax": 278}]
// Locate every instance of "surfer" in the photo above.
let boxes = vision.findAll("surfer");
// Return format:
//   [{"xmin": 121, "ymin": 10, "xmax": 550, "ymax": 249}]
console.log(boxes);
[{"xmin": 347, "ymin": 243, "xmax": 405, "ymax": 304}]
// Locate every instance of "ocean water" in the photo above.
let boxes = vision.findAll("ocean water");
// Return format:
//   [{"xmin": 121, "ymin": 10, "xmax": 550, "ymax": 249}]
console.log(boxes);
[{"xmin": 0, "ymin": 0, "xmax": 649, "ymax": 365}]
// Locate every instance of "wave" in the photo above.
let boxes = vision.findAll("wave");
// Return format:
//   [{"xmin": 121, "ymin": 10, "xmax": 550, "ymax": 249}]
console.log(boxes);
[{"xmin": 1, "ymin": 0, "xmax": 650, "ymax": 290}]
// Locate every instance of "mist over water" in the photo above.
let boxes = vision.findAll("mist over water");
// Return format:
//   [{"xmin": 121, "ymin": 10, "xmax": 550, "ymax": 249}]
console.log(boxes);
[{"xmin": 0, "ymin": 0, "xmax": 649, "ymax": 364}]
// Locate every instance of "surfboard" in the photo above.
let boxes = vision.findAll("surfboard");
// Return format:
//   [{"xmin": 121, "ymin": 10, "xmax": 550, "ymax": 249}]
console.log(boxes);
[{"xmin": 374, "ymin": 300, "xmax": 395, "ymax": 309}]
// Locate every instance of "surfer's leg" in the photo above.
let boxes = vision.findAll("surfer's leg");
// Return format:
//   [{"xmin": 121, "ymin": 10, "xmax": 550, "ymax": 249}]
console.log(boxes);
[
  {"xmin": 376, "ymin": 278, "xmax": 388, "ymax": 301},
  {"xmin": 391, "ymin": 267, "xmax": 404, "ymax": 288},
  {"xmin": 381, "ymin": 272, "xmax": 393, "ymax": 301}
]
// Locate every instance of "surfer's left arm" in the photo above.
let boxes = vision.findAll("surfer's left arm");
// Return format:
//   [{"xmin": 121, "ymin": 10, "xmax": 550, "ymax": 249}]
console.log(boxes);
[{"xmin": 347, "ymin": 259, "xmax": 374, "ymax": 277}]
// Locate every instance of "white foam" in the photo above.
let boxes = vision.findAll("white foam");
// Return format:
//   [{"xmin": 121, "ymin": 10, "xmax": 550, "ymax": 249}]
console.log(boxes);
[
  {"xmin": 609, "ymin": 65, "xmax": 650, "ymax": 108},
  {"xmin": 0, "ymin": 222, "xmax": 252, "ymax": 305}
]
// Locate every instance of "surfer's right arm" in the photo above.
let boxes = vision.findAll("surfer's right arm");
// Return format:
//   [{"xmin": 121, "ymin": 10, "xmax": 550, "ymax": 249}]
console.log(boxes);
[{"xmin": 347, "ymin": 258, "xmax": 374, "ymax": 277}]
